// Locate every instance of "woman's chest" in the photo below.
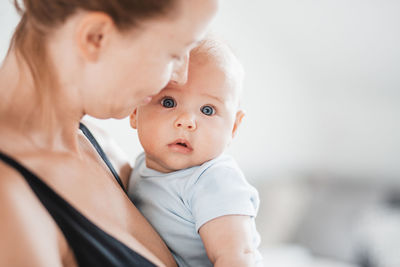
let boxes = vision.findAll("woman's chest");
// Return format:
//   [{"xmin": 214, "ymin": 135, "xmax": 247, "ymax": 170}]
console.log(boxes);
[
  {"xmin": 37, "ymin": 153, "xmax": 135, "ymax": 232},
  {"xmin": 23, "ymin": 153, "xmax": 150, "ymax": 264}
]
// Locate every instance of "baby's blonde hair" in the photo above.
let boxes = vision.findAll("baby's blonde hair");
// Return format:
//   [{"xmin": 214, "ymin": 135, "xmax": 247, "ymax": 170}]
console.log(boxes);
[{"xmin": 190, "ymin": 36, "xmax": 245, "ymax": 102}]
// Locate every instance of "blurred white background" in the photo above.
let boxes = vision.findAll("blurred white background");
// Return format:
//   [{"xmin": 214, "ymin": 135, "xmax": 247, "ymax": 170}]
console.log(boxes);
[{"xmin": 1, "ymin": 1, "xmax": 399, "ymax": 266}]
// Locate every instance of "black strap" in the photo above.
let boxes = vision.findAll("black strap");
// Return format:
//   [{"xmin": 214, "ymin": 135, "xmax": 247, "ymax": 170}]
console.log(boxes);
[
  {"xmin": 0, "ymin": 151, "xmax": 156, "ymax": 267},
  {"xmin": 79, "ymin": 122, "xmax": 126, "ymax": 192}
]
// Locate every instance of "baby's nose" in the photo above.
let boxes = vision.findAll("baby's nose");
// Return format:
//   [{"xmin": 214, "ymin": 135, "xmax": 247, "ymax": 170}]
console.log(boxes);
[{"xmin": 174, "ymin": 113, "xmax": 196, "ymax": 131}]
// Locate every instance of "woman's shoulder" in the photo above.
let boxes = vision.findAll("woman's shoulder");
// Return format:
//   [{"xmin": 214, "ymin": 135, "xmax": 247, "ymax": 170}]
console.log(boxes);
[
  {"xmin": 0, "ymin": 160, "xmax": 39, "ymax": 202},
  {"xmin": 0, "ymin": 162, "xmax": 63, "ymax": 266}
]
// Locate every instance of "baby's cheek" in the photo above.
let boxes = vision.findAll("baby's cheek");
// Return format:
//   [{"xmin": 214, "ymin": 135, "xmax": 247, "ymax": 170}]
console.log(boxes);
[{"xmin": 207, "ymin": 132, "xmax": 227, "ymax": 154}]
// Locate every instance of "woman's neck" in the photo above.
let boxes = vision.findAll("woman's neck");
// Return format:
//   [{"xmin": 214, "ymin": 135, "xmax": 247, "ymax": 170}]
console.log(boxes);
[{"xmin": 0, "ymin": 52, "xmax": 83, "ymax": 154}]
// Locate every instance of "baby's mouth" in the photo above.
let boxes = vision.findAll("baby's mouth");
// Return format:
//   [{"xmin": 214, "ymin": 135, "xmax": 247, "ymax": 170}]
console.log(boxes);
[
  {"xmin": 177, "ymin": 142, "xmax": 187, "ymax": 147},
  {"xmin": 168, "ymin": 139, "xmax": 193, "ymax": 153}
]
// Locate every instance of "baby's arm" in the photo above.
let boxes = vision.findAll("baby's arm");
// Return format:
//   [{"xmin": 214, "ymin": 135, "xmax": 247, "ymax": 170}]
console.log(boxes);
[{"xmin": 199, "ymin": 215, "xmax": 257, "ymax": 267}]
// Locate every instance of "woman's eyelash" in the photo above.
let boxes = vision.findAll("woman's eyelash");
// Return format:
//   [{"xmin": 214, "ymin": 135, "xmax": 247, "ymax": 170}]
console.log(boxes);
[{"xmin": 171, "ymin": 54, "xmax": 181, "ymax": 61}]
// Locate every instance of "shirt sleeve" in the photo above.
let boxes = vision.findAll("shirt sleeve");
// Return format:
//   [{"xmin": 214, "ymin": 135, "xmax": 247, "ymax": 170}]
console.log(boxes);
[{"xmin": 189, "ymin": 163, "xmax": 260, "ymax": 232}]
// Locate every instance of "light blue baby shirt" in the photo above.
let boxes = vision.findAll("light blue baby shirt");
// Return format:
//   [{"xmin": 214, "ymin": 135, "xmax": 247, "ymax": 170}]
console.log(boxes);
[{"xmin": 128, "ymin": 152, "xmax": 261, "ymax": 267}]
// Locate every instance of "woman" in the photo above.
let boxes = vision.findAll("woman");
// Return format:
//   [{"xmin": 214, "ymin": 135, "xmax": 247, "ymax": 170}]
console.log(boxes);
[{"xmin": 0, "ymin": 0, "xmax": 218, "ymax": 266}]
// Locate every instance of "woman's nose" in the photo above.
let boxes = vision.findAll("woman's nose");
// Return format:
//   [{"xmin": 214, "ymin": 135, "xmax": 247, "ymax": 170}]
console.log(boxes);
[
  {"xmin": 170, "ymin": 54, "xmax": 189, "ymax": 85},
  {"xmin": 174, "ymin": 113, "xmax": 196, "ymax": 131}
]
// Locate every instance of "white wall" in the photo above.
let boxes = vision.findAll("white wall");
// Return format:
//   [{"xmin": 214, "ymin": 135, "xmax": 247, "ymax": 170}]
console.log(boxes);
[
  {"xmin": 1, "ymin": 0, "xmax": 399, "ymax": 181},
  {"xmin": 212, "ymin": 0, "xmax": 400, "ymax": 181}
]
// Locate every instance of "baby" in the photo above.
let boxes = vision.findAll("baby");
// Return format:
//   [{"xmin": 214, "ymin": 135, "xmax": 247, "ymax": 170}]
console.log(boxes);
[{"xmin": 128, "ymin": 38, "xmax": 261, "ymax": 267}]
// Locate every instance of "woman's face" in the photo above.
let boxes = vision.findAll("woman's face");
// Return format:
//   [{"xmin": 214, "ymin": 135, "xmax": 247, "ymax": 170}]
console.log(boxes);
[{"xmin": 84, "ymin": 0, "xmax": 219, "ymax": 119}]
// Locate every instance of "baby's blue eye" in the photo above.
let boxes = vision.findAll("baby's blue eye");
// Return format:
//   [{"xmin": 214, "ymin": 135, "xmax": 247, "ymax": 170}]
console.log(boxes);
[
  {"xmin": 201, "ymin": 105, "xmax": 215, "ymax": 116},
  {"xmin": 161, "ymin": 97, "xmax": 176, "ymax": 108}
]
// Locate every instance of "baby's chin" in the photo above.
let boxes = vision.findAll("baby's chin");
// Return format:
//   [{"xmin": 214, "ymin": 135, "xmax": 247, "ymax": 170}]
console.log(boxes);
[
  {"xmin": 146, "ymin": 152, "xmax": 221, "ymax": 173},
  {"xmin": 165, "ymin": 155, "xmax": 219, "ymax": 172},
  {"xmin": 163, "ymin": 161, "xmax": 203, "ymax": 173},
  {"xmin": 155, "ymin": 158, "xmax": 208, "ymax": 173}
]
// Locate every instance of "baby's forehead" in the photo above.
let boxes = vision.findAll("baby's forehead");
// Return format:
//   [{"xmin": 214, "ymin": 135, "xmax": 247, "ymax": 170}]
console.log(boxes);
[
  {"xmin": 190, "ymin": 40, "xmax": 243, "ymax": 73},
  {"xmin": 189, "ymin": 40, "xmax": 244, "ymax": 99}
]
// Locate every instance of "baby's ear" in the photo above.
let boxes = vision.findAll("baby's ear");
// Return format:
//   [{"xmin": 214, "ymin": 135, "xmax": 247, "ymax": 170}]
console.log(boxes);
[
  {"xmin": 232, "ymin": 110, "xmax": 245, "ymax": 138},
  {"xmin": 129, "ymin": 108, "xmax": 138, "ymax": 129}
]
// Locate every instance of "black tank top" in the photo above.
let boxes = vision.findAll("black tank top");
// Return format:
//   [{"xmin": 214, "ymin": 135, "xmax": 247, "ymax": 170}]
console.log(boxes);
[{"xmin": 0, "ymin": 123, "xmax": 157, "ymax": 267}]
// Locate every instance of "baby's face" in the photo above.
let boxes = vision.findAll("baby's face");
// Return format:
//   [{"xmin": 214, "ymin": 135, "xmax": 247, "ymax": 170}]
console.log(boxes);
[{"xmin": 130, "ymin": 56, "xmax": 244, "ymax": 173}]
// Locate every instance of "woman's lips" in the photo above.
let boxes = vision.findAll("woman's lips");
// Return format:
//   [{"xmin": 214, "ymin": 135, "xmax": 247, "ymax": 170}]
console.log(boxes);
[{"xmin": 168, "ymin": 139, "xmax": 193, "ymax": 154}]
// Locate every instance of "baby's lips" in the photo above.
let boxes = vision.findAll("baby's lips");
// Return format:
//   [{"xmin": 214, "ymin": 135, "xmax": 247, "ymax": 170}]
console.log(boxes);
[{"xmin": 168, "ymin": 138, "xmax": 193, "ymax": 152}]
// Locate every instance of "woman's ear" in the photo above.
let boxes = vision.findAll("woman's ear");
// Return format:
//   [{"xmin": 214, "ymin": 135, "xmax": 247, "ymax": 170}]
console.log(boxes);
[
  {"xmin": 130, "ymin": 108, "xmax": 138, "ymax": 129},
  {"xmin": 232, "ymin": 110, "xmax": 245, "ymax": 138},
  {"xmin": 76, "ymin": 12, "xmax": 114, "ymax": 62}
]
